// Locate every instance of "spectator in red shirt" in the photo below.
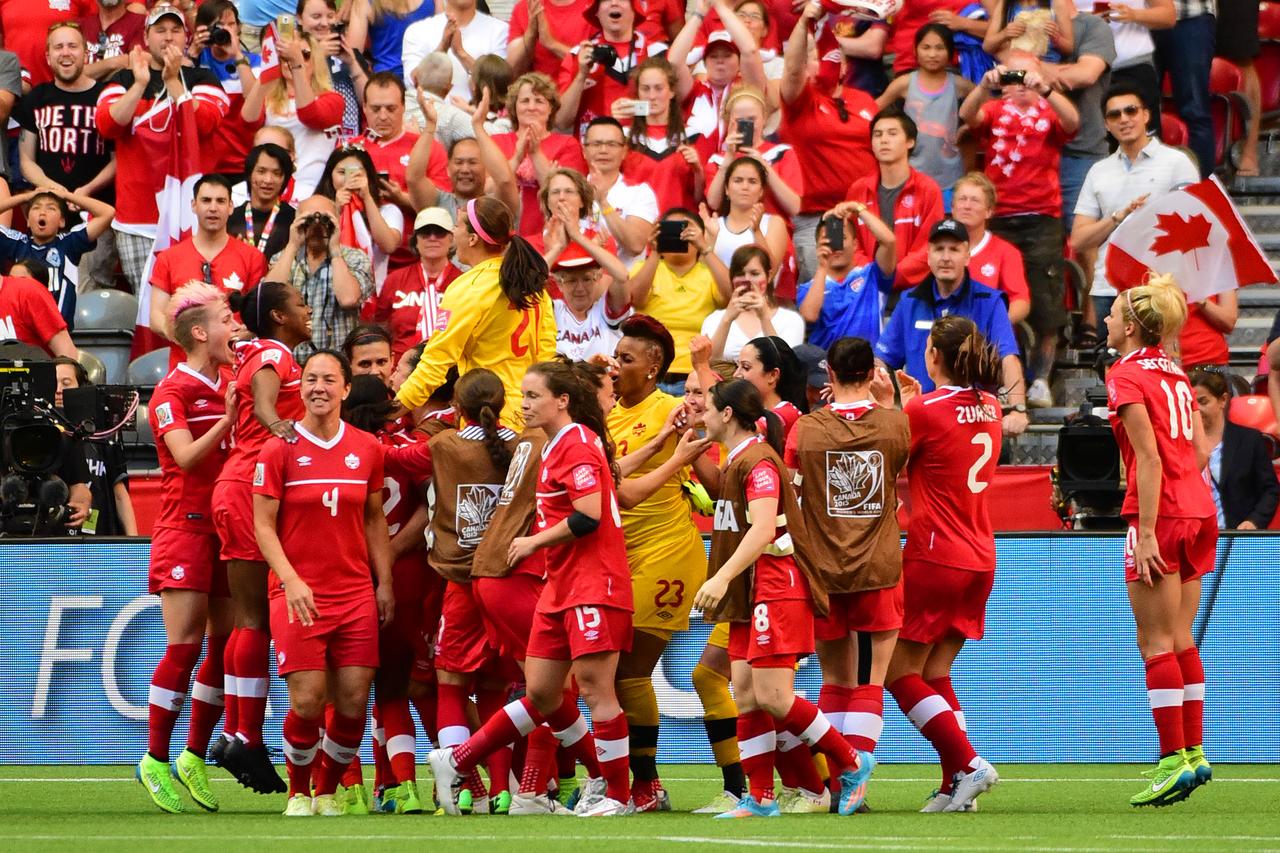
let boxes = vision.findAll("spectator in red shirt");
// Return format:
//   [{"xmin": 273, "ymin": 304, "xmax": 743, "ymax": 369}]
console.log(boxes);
[
  {"xmin": 359, "ymin": 73, "xmax": 452, "ymax": 217},
  {"xmin": 374, "ymin": 206, "xmax": 461, "ymax": 359},
  {"xmin": 1179, "ymin": 293, "xmax": 1238, "ymax": 368},
  {"xmin": 507, "ymin": 0, "xmax": 593, "ymax": 77},
  {"xmin": 843, "ymin": 106, "xmax": 945, "ymax": 290},
  {"xmin": 80, "ymin": 0, "xmax": 147, "ymax": 81},
  {"xmin": 780, "ymin": 1, "xmax": 877, "ymax": 285},
  {"xmin": 619, "ymin": 58, "xmax": 708, "ymax": 214},
  {"xmin": 951, "ymin": 171, "xmax": 1030, "ymax": 325},
  {"xmin": 149, "ymin": 175, "xmax": 268, "ymax": 364},
  {"xmin": 666, "ymin": 0, "xmax": 768, "ymax": 147},
  {"xmin": 0, "ymin": 268, "xmax": 77, "ymax": 358},
  {"xmin": 961, "ymin": 54, "xmax": 1078, "ymax": 407}
]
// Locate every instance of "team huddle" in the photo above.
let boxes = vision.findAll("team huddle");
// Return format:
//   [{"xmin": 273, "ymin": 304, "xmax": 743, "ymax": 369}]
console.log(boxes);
[{"xmin": 136, "ymin": 247, "xmax": 1217, "ymax": 819}]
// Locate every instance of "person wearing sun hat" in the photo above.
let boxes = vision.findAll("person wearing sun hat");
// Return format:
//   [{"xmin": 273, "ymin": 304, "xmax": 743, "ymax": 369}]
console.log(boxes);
[
  {"xmin": 550, "ymin": 237, "xmax": 633, "ymax": 361},
  {"xmin": 374, "ymin": 206, "xmax": 463, "ymax": 360}
]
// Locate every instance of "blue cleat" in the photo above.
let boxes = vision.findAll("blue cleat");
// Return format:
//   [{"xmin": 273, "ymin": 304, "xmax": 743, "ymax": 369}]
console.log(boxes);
[
  {"xmin": 837, "ymin": 750, "xmax": 876, "ymax": 816},
  {"xmin": 714, "ymin": 794, "xmax": 780, "ymax": 819}
]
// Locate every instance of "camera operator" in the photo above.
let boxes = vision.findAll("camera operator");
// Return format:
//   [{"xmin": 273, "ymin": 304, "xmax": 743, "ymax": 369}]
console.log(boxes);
[{"xmin": 54, "ymin": 356, "xmax": 137, "ymax": 535}]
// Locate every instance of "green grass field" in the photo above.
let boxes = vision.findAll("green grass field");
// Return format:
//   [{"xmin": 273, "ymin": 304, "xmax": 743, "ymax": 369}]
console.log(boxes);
[{"xmin": 2, "ymin": 764, "xmax": 1278, "ymax": 852}]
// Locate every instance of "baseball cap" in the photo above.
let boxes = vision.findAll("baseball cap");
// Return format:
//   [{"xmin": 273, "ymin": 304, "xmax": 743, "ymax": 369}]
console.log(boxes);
[
  {"xmin": 146, "ymin": 3, "xmax": 186, "ymax": 28},
  {"xmin": 704, "ymin": 30, "xmax": 740, "ymax": 54},
  {"xmin": 928, "ymin": 218, "xmax": 969, "ymax": 244},
  {"xmin": 552, "ymin": 240, "xmax": 599, "ymax": 270},
  {"xmin": 413, "ymin": 207, "xmax": 454, "ymax": 233},
  {"xmin": 793, "ymin": 344, "xmax": 829, "ymax": 389}
]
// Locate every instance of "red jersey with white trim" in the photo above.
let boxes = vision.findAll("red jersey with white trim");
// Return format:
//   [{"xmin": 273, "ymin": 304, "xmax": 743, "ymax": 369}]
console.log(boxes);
[
  {"xmin": 219, "ymin": 339, "xmax": 304, "ymax": 484},
  {"xmin": 379, "ymin": 427, "xmax": 433, "ymax": 537},
  {"xmin": 621, "ymin": 127, "xmax": 705, "ymax": 212},
  {"xmin": 968, "ymin": 231, "xmax": 1029, "ymax": 307},
  {"xmin": 782, "ymin": 400, "xmax": 875, "ymax": 467},
  {"xmin": 1106, "ymin": 346, "xmax": 1216, "ymax": 520},
  {"xmin": 254, "ymin": 422, "xmax": 384, "ymax": 603},
  {"xmin": 373, "ymin": 261, "xmax": 462, "ymax": 360},
  {"xmin": 903, "ymin": 386, "xmax": 1002, "ymax": 572},
  {"xmin": 149, "ymin": 363, "xmax": 229, "ymax": 533},
  {"xmin": 0, "ymin": 275, "xmax": 67, "ymax": 353},
  {"xmin": 737, "ymin": 443, "xmax": 810, "ymax": 603},
  {"xmin": 534, "ymin": 422, "xmax": 633, "ymax": 614}
]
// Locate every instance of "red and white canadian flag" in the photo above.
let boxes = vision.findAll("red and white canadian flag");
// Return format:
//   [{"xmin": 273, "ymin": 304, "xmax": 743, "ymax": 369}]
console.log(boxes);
[
  {"xmin": 1106, "ymin": 176, "xmax": 1277, "ymax": 301},
  {"xmin": 258, "ymin": 23, "xmax": 282, "ymax": 83}
]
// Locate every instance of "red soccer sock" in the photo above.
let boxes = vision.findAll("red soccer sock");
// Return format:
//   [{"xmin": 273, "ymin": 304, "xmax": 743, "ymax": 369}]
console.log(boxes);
[
  {"xmin": 592, "ymin": 712, "xmax": 630, "ymax": 804},
  {"xmin": 889, "ymin": 674, "xmax": 976, "ymax": 793},
  {"xmin": 545, "ymin": 693, "xmax": 602, "ymax": 778},
  {"xmin": 476, "ymin": 686, "xmax": 513, "ymax": 795},
  {"xmin": 518, "ymin": 726, "xmax": 557, "ymax": 794},
  {"xmin": 381, "ymin": 698, "xmax": 416, "ymax": 783},
  {"xmin": 185, "ymin": 634, "xmax": 228, "ymax": 756},
  {"xmin": 1145, "ymin": 652, "xmax": 1186, "ymax": 756},
  {"xmin": 220, "ymin": 629, "xmax": 240, "ymax": 741},
  {"xmin": 283, "ymin": 710, "xmax": 322, "ymax": 797},
  {"xmin": 315, "ymin": 711, "xmax": 366, "ymax": 796},
  {"xmin": 737, "ymin": 709, "xmax": 777, "ymax": 803},
  {"xmin": 453, "ymin": 697, "xmax": 540, "ymax": 773},
  {"xmin": 436, "ymin": 682, "xmax": 473, "ymax": 749},
  {"xmin": 774, "ymin": 723, "xmax": 825, "ymax": 794},
  {"xmin": 844, "ymin": 684, "xmax": 885, "ymax": 753},
  {"xmin": 1176, "ymin": 648, "xmax": 1205, "ymax": 749},
  {"xmin": 233, "ymin": 627, "xmax": 271, "ymax": 747},
  {"xmin": 147, "ymin": 642, "xmax": 200, "ymax": 762},
  {"xmin": 781, "ymin": 696, "xmax": 857, "ymax": 774},
  {"xmin": 343, "ymin": 752, "xmax": 364, "ymax": 789},
  {"xmin": 409, "ymin": 692, "xmax": 439, "ymax": 746},
  {"xmin": 927, "ymin": 676, "xmax": 967, "ymax": 732},
  {"xmin": 817, "ymin": 683, "xmax": 853, "ymax": 737},
  {"xmin": 371, "ymin": 705, "xmax": 392, "ymax": 790}
]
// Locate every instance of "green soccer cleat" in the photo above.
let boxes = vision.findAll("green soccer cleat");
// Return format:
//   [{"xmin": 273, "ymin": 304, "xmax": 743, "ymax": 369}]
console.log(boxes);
[
  {"xmin": 397, "ymin": 780, "xmax": 424, "ymax": 814},
  {"xmin": 1185, "ymin": 746, "xmax": 1213, "ymax": 788},
  {"xmin": 1130, "ymin": 754, "xmax": 1195, "ymax": 807},
  {"xmin": 457, "ymin": 788, "xmax": 474, "ymax": 815},
  {"xmin": 343, "ymin": 782, "xmax": 371, "ymax": 815},
  {"xmin": 174, "ymin": 749, "xmax": 219, "ymax": 812},
  {"xmin": 137, "ymin": 754, "xmax": 184, "ymax": 814},
  {"xmin": 491, "ymin": 790, "xmax": 512, "ymax": 814}
]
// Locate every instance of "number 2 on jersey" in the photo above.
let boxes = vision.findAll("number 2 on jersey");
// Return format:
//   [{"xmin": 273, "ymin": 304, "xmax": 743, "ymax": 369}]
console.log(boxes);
[
  {"xmin": 321, "ymin": 486, "xmax": 339, "ymax": 517},
  {"xmin": 967, "ymin": 433, "xmax": 993, "ymax": 494}
]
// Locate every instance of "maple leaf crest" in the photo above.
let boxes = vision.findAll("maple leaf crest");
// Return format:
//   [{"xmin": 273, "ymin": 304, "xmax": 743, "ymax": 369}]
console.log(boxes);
[{"xmin": 1150, "ymin": 212, "xmax": 1212, "ymax": 270}]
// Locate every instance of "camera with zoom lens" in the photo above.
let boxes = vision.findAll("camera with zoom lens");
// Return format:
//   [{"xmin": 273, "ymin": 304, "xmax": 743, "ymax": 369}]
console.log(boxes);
[
  {"xmin": 208, "ymin": 23, "xmax": 233, "ymax": 47},
  {"xmin": 591, "ymin": 44, "xmax": 618, "ymax": 67}
]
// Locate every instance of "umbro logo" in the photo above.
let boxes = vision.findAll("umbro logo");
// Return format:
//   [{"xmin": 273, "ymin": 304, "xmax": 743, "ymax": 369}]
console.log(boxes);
[{"xmin": 297, "ymin": 456, "xmax": 312, "ymax": 467}]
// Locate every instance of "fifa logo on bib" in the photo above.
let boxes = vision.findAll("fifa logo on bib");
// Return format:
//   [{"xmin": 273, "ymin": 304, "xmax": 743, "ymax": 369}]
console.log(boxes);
[
  {"xmin": 713, "ymin": 499, "xmax": 739, "ymax": 532},
  {"xmin": 825, "ymin": 450, "xmax": 884, "ymax": 518}
]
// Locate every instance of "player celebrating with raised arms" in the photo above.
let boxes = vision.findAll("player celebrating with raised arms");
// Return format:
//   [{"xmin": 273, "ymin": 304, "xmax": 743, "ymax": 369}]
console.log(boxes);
[
  {"xmin": 786, "ymin": 337, "xmax": 910, "ymax": 809},
  {"xmin": 886, "ymin": 315, "xmax": 1002, "ymax": 813},
  {"xmin": 254, "ymin": 350, "xmax": 395, "ymax": 818},
  {"xmin": 1103, "ymin": 276, "xmax": 1216, "ymax": 807},
  {"xmin": 211, "ymin": 282, "xmax": 312, "ymax": 795},
  {"xmin": 138, "ymin": 284, "xmax": 241, "ymax": 814},
  {"xmin": 429, "ymin": 360, "xmax": 635, "ymax": 817},
  {"xmin": 694, "ymin": 379, "xmax": 875, "ymax": 819}
]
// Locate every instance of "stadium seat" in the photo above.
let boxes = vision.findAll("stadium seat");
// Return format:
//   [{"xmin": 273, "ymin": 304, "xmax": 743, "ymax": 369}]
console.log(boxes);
[
  {"xmin": 75, "ymin": 290, "xmax": 137, "ymax": 384},
  {"xmin": 1209, "ymin": 58, "xmax": 1249, "ymax": 168},
  {"xmin": 134, "ymin": 402, "xmax": 154, "ymax": 447},
  {"xmin": 1230, "ymin": 394, "xmax": 1280, "ymax": 452},
  {"xmin": 76, "ymin": 349, "xmax": 106, "ymax": 385},
  {"xmin": 1161, "ymin": 112, "xmax": 1189, "ymax": 146},
  {"xmin": 127, "ymin": 348, "xmax": 169, "ymax": 389}
]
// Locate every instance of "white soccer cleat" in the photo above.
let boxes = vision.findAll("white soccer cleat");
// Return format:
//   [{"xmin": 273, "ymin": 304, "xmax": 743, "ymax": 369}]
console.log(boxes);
[
  {"xmin": 428, "ymin": 748, "xmax": 463, "ymax": 815},
  {"xmin": 576, "ymin": 796, "xmax": 630, "ymax": 817},
  {"xmin": 509, "ymin": 792, "xmax": 574, "ymax": 815},
  {"xmin": 571, "ymin": 777, "xmax": 608, "ymax": 814},
  {"xmin": 780, "ymin": 787, "xmax": 831, "ymax": 814},
  {"xmin": 944, "ymin": 757, "xmax": 998, "ymax": 812},
  {"xmin": 691, "ymin": 790, "xmax": 741, "ymax": 814},
  {"xmin": 920, "ymin": 791, "xmax": 952, "ymax": 813},
  {"xmin": 283, "ymin": 794, "xmax": 315, "ymax": 816},
  {"xmin": 312, "ymin": 794, "xmax": 344, "ymax": 816}
]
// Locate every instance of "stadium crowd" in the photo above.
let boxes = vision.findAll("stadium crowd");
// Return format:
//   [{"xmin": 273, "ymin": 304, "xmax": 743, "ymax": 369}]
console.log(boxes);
[{"xmin": 0, "ymin": 0, "xmax": 1271, "ymax": 822}]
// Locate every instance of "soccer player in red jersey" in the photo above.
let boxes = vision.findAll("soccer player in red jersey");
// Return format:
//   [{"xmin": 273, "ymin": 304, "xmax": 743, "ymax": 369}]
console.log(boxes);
[
  {"xmin": 694, "ymin": 378, "xmax": 874, "ymax": 819},
  {"xmin": 137, "ymin": 283, "xmax": 240, "ymax": 815},
  {"xmin": 429, "ymin": 360, "xmax": 635, "ymax": 817},
  {"xmin": 1103, "ymin": 276, "xmax": 1217, "ymax": 806},
  {"xmin": 732, "ymin": 335, "xmax": 808, "ymax": 439},
  {"xmin": 885, "ymin": 315, "xmax": 1003, "ymax": 813},
  {"xmin": 210, "ymin": 282, "xmax": 312, "ymax": 794},
  {"xmin": 255, "ymin": 350, "xmax": 395, "ymax": 817}
]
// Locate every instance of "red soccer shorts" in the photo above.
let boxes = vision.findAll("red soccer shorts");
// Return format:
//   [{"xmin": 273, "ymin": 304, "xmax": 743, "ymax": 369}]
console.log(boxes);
[
  {"xmin": 473, "ymin": 573, "xmax": 543, "ymax": 662},
  {"xmin": 148, "ymin": 526, "xmax": 228, "ymax": 596},
  {"xmin": 211, "ymin": 479, "xmax": 262, "ymax": 562},
  {"xmin": 728, "ymin": 597, "xmax": 815, "ymax": 666},
  {"xmin": 379, "ymin": 556, "xmax": 427, "ymax": 679},
  {"xmin": 270, "ymin": 594, "xmax": 380, "ymax": 675},
  {"xmin": 899, "ymin": 560, "xmax": 994, "ymax": 645},
  {"xmin": 409, "ymin": 571, "xmax": 447, "ymax": 684},
  {"xmin": 435, "ymin": 580, "xmax": 499, "ymax": 674},
  {"xmin": 526, "ymin": 605, "xmax": 633, "ymax": 661},
  {"xmin": 1124, "ymin": 516, "xmax": 1218, "ymax": 584},
  {"xmin": 814, "ymin": 582, "xmax": 905, "ymax": 640}
]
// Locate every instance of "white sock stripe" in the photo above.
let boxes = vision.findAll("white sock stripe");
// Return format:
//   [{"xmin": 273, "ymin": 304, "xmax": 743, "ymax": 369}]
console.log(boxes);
[
  {"xmin": 283, "ymin": 739, "xmax": 319, "ymax": 765},
  {"xmin": 321, "ymin": 735, "xmax": 358, "ymax": 764},
  {"xmin": 954, "ymin": 711, "xmax": 968, "ymax": 732},
  {"xmin": 1148, "ymin": 687, "xmax": 1184, "ymax": 709},
  {"xmin": 798, "ymin": 711, "xmax": 832, "ymax": 746},
  {"xmin": 553, "ymin": 714, "xmax": 590, "ymax": 749},
  {"xmin": 842, "ymin": 711, "xmax": 884, "ymax": 742},
  {"xmin": 148, "ymin": 684, "xmax": 186, "ymax": 712},
  {"xmin": 594, "ymin": 735, "xmax": 629, "ymax": 763},
  {"xmin": 506, "ymin": 699, "xmax": 537, "ymax": 736},
  {"xmin": 190, "ymin": 681, "xmax": 224, "ymax": 706},
  {"xmin": 824, "ymin": 711, "xmax": 847, "ymax": 732},
  {"xmin": 776, "ymin": 730, "xmax": 804, "ymax": 752},
  {"xmin": 738, "ymin": 731, "xmax": 777, "ymax": 760},
  {"xmin": 1183, "ymin": 683, "xmax": 1206, "ymax": 701},
  {"xmin": 438, "ymin": 725, "xmax": 471, "ymax": 748},
  {"xmin": 222, "ymin": 675, "xmax": 239, "ymax": 697},
  {"xmin": 373, "ymin": 726, "xmax": 386, "ymax": 746},
  {"xmin": 906, "ymin": 695, "xmax": 951, "ymax": 730},
  {"xmin": 237, "ymin": 677, "xmax": 269, "ymax": 698},
  {"xmin": 387, "ymin": 734, "xmax": 415, "ymax": 758}
]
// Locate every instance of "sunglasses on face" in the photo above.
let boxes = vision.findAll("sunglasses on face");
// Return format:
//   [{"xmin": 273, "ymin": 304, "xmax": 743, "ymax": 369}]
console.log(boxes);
[{"xmin": 1104, "ymin": 104, "xmax": 1142, "ymax": 120}]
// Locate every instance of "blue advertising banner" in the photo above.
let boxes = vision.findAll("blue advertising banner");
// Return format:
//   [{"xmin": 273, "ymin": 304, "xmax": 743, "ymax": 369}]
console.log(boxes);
[{"xmin": 0, "ymin": 535, "xmax": 1276, "ymax": 764}]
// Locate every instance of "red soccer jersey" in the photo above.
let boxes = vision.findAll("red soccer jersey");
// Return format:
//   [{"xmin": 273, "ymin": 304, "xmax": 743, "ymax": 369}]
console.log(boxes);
[
  {"xmin": 773, "ymin": 400, "xmax": 802, "ymax": 441},
  {"xmin": 254, "ymin": 422, "xmax": 384, "ymax": 604},
  {"xmin": 363, "ymin": 129, "xmax": 451, "ymax": 195},
  {"xmin": 0, "ymin": 275, "xmax": 67, "ymax": 353},
  {"xmin": 151, "ymin": 237, "xmax": 268, "ymax": 366},
  {"xmin": 968, "ymin": 231, "xmax": 1029, "ymax": 308},
  {"xmin": 509, "ymin": 0, "xmax": 593, "ymax": 76},
  {"xmin": 534, "ymin": 422, "xmax": 633, "ymax": 614},
  {"xmin": 780, "ymin": 84, "xmax": 876, "ymax": 213},
  {"xmin": 903, "ymin": 386, "xmax": 1002, "ymax": 572},
  {"xmin": 373, "ymin": 262, "xmax": 461, "ymax": 360},
  {"xmin": 149, "ymin": 364, "xmax": 229, "ymax": 533},
  {"xmin": 978, "ymin": 99, "xmax": 1070, "ymax": 218},
  {"xmin": 219, "ymin": 339, "xmax": 305, "ymax": 484},
  {"xmin": 621, "ymin": 128, "xmax": 703, "ymax": 214},
  {"xmin": 736, "ymin": 443, "xmax": 810, "ymax": 603},
  {"xmin": 1106, "ymin": 346, "xmax": 1216, "ymax": 520},
  {"xmin": 379, "ymin": 427, "xmax": 433, "ymax": 537}
]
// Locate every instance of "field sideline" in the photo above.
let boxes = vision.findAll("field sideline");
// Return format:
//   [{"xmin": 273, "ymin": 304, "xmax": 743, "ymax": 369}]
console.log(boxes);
[{"xmin": 1, "ymin": 764, "xmax": 1277, "ymax": 852}]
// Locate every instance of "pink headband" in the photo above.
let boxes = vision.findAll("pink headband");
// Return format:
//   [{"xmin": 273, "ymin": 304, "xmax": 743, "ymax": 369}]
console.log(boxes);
[{"xmin": 467, "ymin": 198, "xmax": 500, "ymax": 245}]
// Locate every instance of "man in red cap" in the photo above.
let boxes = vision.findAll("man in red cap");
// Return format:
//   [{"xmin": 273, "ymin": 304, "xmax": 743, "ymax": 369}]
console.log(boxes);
[{"xmin": 666, "ymin": 0, "xmax": 768, "ymax": 146}]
